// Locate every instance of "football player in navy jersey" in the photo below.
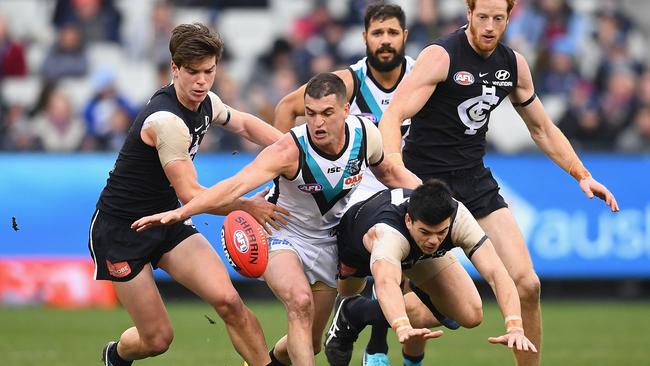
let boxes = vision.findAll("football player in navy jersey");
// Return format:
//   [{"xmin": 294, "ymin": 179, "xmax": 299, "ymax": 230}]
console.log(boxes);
[
  {"xmin": 89, "ymin": 23, "xmax": 287, "ymax": 366},
  {"xmin": 378, "ymin": 1, "xmax": 619, "ymax": 365}
]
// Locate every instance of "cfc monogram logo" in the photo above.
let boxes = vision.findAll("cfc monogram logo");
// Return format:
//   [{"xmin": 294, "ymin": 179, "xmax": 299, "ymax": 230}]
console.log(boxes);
[{"xmin": 457, "ymin": 85, "xmax": 500, "ymax": 135}]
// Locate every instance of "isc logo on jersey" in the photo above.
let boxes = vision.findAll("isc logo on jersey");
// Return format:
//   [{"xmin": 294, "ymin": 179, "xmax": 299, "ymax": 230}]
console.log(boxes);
[
  {"xmin": 343, "ymin": 173, "xmax": 363, "ymax": 189},
  {"xmin": 454, "ymin": 71, "xmax": 475, "ymax": 86}
]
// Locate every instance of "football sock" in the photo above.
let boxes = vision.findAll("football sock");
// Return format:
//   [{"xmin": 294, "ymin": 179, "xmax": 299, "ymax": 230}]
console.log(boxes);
[
  {"xmin": 268, "ymin": 348, "xmax": 287, "ymax": 366},
  {"xmin": 366, "ymin": 323, "xmax": 390, "ymax": 354},
  {"xmin": 110, "ymin": 342, "xmax": 133, "ymax": 366},
  {"xmin": 403, "ymin": 352, "xmax": 424, "ymax": 366},
  {"xmin": 345, "ymin": 296, "xmax": 389, "ymax": 330}
]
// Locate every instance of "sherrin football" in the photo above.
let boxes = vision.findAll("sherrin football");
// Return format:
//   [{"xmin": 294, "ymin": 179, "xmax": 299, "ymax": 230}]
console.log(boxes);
[{"xmin": 220, "ymin": 210, "xmax": 269, "ymax": 278}]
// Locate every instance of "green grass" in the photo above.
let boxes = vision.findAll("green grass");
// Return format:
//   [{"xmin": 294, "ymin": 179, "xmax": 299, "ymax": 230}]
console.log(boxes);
[{"xmin": 1, "ymin": 301, "xmax": 649, "ymax": 365}]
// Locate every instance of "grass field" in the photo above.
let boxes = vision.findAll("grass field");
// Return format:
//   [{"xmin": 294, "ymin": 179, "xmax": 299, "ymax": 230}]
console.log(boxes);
[{"xmin": 1, "ymin": 300, "xmax": 649, "ymax": 366}]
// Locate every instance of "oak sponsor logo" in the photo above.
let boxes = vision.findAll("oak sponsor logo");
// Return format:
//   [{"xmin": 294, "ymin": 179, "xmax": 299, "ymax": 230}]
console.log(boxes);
[{"xmin": 343, "ymin": 173, "xmax": 363, "ymax": 189}]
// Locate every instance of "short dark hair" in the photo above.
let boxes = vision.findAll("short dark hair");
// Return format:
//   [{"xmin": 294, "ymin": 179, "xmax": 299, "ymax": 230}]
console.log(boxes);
[
  {"xmin": 304, "ymin": 73, "xmax": 347, "ymax": 104},
  {"xmin": 364, "ymin": 3, "xmax": 406, "ymax": 31},
  {"xmin": 407, "ymin": 179, "xmax": 456, "ymax": 226},
  {"xmin": 169, "ymin": 23, "xmax": 224, "ymax": 68}
]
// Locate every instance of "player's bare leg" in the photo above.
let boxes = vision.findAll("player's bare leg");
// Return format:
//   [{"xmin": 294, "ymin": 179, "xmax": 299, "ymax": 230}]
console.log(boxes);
[
  {"xmin": 111, "ymin": 266, "xmax": 173, "ymax": 361},
  {"xmin": 478, "ymin": 208, "xmax": 541, "ymax": 366},
  {"xmin": 264, "ymin": 250, "xmax": 317, "ymax": 366},
  {"xmin": 311, "ymin": 284, "xmax": 338, "ymax": 354},
  {"xmin": 159, "ymin": 234, "xmax": 271, "ymax": 366}
]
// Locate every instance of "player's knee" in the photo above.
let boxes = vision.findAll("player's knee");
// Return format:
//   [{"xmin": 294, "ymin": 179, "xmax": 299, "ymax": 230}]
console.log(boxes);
[
  {"xmin": 211, "ymin": 289, "xmax": 245, "ymax": 322},
  {"xmin": 459, "ymin": 305, "xmax": 483, "ymax": 328},
  {"xmin": 286, "ymin": 291, "xmax": 314, "ymax": 321},
  {"xmin": 143, "ymin": 327, "xmax": 174, "ymax": 356},
  {"xmin": 515, "ymin": 272, "xmax": 541, "ymax": 305}
]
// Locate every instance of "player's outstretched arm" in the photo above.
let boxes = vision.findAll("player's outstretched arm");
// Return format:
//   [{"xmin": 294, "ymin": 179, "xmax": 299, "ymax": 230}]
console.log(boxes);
[
  {"xmin": 132, "ymin": 135, "xmax": 297, "ymax": 231},
  {"xmin": 378, "ymin": 45, "xmax": 448, "ymax": 157},
  {"xmin": 470, "ymin": 240, "xmax": 537, "ymax": 353},
  {"xmin": 370, "ymin": 225, "xmax": 443, "ymax": 344},
  {"xmin": 511, "ymin": 52, "xmax": 618, "ymax": 212},
  {"xmin": 223, "ymin": 107, "xmax": 283, "ymax": 147}
]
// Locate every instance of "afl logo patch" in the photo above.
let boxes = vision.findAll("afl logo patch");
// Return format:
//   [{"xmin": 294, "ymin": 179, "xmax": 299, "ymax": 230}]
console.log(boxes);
[
  {"xmin": 298, "ymin": 183, "xmax": 323, "ymax": 193},
  {"xmin": 495, "ymin": 70, "xmax": 510, "ymax": 80},
  {"xmin": 233, "ymin": 230, "xmax": 249, "ymax": 253},
  {"xmin": 454, "ymin": 71, "xmax": 475, "ymax": 86}
]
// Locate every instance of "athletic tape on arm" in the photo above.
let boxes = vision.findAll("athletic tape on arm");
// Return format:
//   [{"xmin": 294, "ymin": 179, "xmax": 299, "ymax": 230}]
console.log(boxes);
[{"xmin": 143, "ymin": 111, "xmax": 191, "ymax": 167}]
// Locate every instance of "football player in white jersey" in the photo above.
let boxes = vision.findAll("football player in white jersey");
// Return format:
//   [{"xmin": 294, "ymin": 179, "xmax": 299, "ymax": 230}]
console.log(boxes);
[
  {"xmin": 275, "ymin": 3, "xmax": 415, "ymax": 205},
  {"xmin": 131, "ymin": 73, "xmax": 421, "ymax": 366}
]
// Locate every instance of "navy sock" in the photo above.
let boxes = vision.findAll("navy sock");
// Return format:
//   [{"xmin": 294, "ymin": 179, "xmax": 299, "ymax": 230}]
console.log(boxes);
[
  {"xmin": 268, "ymin": 348, "xmax": 287, "ymax": 366},
  {"xmin": 344, "ymin": 296, "xmax": 390, "ymax": 330},
  {"xmin": 110, "ymin": 342, "xmax": 132, "ymax": 366},
  {"xmin": 365, "ymin": 323, "xmax": 389, "ymax": 354}
]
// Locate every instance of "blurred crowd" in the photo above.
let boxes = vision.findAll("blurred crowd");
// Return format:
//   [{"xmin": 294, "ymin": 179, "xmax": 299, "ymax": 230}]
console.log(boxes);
[{"xmin": 1, "ymin": 0, "xmax": 649, "ymax": 154}]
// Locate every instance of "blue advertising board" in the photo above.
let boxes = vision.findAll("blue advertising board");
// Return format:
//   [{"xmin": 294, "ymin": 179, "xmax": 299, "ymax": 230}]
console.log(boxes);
[{"xmin": 0, "ymin": 153, "xmax": 647, "ymax": 279}]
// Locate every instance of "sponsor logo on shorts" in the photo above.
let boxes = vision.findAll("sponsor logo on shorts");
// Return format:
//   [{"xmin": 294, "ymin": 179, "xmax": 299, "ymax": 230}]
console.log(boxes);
[
  {"xmin": 454, "ymin": 71, "xmax": 475, "ymax": 86},
  {"xmin": 106, "ymin": 260, "xmax": 131, "ymax": 278},
  {"xmin": 233, "ymin": 230, "xmax": 249, "ymax": 253},
  {"xmin": 298, "ymin": 183, "xmax": 323, "ymax": 193},
  {"xmin": 268, "ymin": 238, "xmax": 291, "ymax": 248}
]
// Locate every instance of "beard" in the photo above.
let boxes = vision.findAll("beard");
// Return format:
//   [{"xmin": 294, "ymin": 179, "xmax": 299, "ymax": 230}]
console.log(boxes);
[
  {"xmin": 468, "ymin": 20, "xmax": 503, "ymax": 54},
  {"xmin": 366, "ymin": 44, "xmax": 405, "ymax": 72}
]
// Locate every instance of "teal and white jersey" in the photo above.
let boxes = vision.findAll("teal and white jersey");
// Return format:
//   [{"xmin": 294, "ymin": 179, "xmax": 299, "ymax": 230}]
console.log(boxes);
[
  {"xmin": 347, "ymin": 56, "xmax": 416, "ymax": 202},
  {"xmin": 348, "ymin": 56, "xmax": 415, "ymax": 124},
  {"xmin": 267, "ymin": 115, "xmax": 383, "ymax": 242}
]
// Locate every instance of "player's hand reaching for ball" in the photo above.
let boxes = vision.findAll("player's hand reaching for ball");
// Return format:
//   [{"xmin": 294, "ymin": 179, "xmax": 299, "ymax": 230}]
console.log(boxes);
[
  {"xmin": 488, "ymin": 327, "xmax": 537, "ymax": 353},
  {"xmin": 242, "ymin": 187, "xmax": 290, "ymax": 235},
  {"xmin": 131, "ymin": 209, "xmax": 184, "ymax": 232}
]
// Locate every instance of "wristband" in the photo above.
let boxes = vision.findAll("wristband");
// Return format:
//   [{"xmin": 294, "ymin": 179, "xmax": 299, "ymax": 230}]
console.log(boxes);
[
  {"xmin": 504, "ymin": 315, "xmax": 523, "ymax": 330},
  {"xmin": 568, "ymin": 160, "xmax": 591, "ymax": 181},
  {"xmin": 391, "ymin": 316, "xmax": 411, "ymax": 332}
]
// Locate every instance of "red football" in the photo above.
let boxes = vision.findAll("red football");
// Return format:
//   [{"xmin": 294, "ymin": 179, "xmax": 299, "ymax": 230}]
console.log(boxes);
[{"xmin": 220, "ymin": 210, "xmax": 269, "ymax": 278}]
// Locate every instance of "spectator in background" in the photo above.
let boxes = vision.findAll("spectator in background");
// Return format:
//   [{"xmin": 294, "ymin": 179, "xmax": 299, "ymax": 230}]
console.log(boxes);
[
  {"xmin": 590, "ymin": 8, "xmax": 645, "ymax": 92},
  {"xmin": 617, "ymin": 106, "xmax": 650, "ymax": 153},
  {"xmin": 536, "ymin": 44, "xmax": 581, "ymax": 96},
  {"xmin": 82, "ymin": 68, "xmax": 136, "ymax": 150},
  {"xmin": 0, "ymin": 102, "xmax": 41, "ymax": 151},
  {"xmin": 506, "ymin": 0, "xmax": 588, "ymax": 71},
  {"xmin": 52, "ymin": 0, "xmax": 122, "ymax": 43},
  {"xmin": 32, "ymin": 89, "xmax": 86, "ymax": 152},
  {"xmin": 0, "ymin": 16, "xmax": 27, "ymax": 78},
  {"xmin": 128, "ymin": 0, "xmax": 175, "ymax": 65},
  {"xmin": 598, "ymin": 66, "xmax": 640, "ymax": 137},
  {"xmin": 406, "ymin": 0, "xmax": 442, "ymax": 53},
  {"xmin": 41, "ymin": 23, "xmax": 88, "ymax": 81},
  {"xmin": 558, "ymin": 80, "xmax": 611, "ymax": 151}
]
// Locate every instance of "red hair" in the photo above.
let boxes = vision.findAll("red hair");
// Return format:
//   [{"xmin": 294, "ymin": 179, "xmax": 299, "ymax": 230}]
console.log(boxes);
[{"xmin": 466, "ymin": 0, "xmax": 517, "ymax": 14}]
